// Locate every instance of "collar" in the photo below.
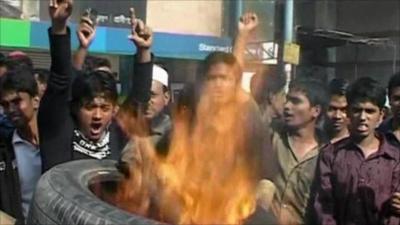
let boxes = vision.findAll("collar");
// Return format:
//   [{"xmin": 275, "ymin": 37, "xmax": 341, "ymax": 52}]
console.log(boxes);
[
  {"xmin": 339, "ymin": 132, "xmax": 398, "ymax": 160},
  {"xmin": 377, "ymin": 132, "xmax": 399, "ymax": 159},
  {"xmin": 73, "ymin": 129, "xmax": 110, "ymax": 146},
  {"xmin": 12, "ymin": 130, "xmax": 28, "ymax": 145},
  {"xmin": 12, "ymin": 130, "xmax": 38, "ymax": 149},
  {"xmin": 283, "ymin": 132, "xmax": 323, "ymax": 162}
]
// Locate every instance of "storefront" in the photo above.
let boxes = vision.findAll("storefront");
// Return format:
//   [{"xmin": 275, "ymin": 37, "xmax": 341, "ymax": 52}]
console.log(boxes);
[{"xmin": 1, "ymin": 0, "xmax": 279, "ymax": 98}]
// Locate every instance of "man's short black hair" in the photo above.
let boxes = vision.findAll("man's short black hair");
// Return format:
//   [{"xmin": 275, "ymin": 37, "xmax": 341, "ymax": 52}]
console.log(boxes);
[
  {"xmin": 71, "ymin": 70, "xmax": 118, "ymax": 105},
  {"xmin": 388, "ymin": 72, "xmax": 400, "ymax": 97},
  {"xmin": 34, "ymin": 68, "xmax": 50, "ymax": 85},
  {"xmin": 289, "ymin": 79, "xmax": 329, "ymax": 111},
  {"xmin": 83, "ymin": 55, "xmax": 112, "ymax": 72},
  {"xmin": 203, "ymin": 52, "xmax": 242, "ymax": 81},
  {"xmin": 346, "ymin": 77, "xmax": 386, "ymax": 109},
  {"xmin": 329, "ymin": 78, "xmax": 349, "ymax": 97},
  {"xmin": 0, "ymin": 65, "xmax": 38, "ymax": 98},
  {"xmin": 70, "ymin": 70, "xmax": 118, "ymax": 120},
  {"xmin": 6, "ymin": 54, "xmax": 34, "ymax": 71}
]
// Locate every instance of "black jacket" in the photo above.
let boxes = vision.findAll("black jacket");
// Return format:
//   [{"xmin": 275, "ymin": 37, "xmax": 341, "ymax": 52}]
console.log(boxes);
[
  {"xmin": 39, "ymin": 28, "xmax": 152, "ymax": 172},
  {"xmin": 0, "ymin": 134, "xmax": 24, "ymax": 224}
]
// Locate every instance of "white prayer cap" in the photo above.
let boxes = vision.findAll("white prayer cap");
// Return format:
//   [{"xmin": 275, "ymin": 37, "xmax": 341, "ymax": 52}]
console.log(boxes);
[{"xmin": 153, "ymin": 65, "xmax": 169, "ymax": 87}]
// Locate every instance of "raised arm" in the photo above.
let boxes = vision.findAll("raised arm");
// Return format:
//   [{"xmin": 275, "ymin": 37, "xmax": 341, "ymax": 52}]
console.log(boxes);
[
  {"xmin": 127, "ymin": 7, "xmax": 153, "ymax": 105},
  {"xmin": 117, "ymin": 8, "xmax": 154, "ymax": 138},
  {"xmin": 73, "ymin": 15, "xmax": 96, "ymax": 71},
  {"xmin": 48, "ymin": 0, "xmax": 73, "ymax": 74},
  {"xmin": 40, "ymin": 0, "xmax": 73, "ymax": 122},
  {"xmin": 233, "ymin": 12, "xmax": 259, "ymax": 70},
  {"xmin": 38, "ymin": 0, "xmax": 74, "ymax": 171}
]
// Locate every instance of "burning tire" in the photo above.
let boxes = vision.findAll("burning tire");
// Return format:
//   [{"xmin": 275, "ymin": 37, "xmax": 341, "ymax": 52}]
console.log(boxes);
[{"xmin": 27, "ymin": 159, "xmax": 161, "ymax": 225}]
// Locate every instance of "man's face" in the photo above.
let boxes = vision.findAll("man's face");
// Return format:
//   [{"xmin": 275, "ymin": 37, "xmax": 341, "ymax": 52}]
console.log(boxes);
[
  {"xmin": 35, "ymin": 81, "xmax": 47, "ymax": 98},
  {"xmin": 205, "ymin": 62, "xmax": 237, "ymax": 105},
  {"xmin": 77, "ymin": 97, "xmax": 116, "ymax": 141},
  {"xmin": 326, "ymin": 95, "xmax": 349, "ymax": 133},
  {"xmin": 348, "ymin": 101, "xmax": 383, "ymax": 138},
  {"xmin": 34, "ymin": 74, "xmax": 48, "ymax": 98},
  {"xmin": 0, "ymin": 91, "xmax": 39, "ymax": 128},
  {"xmin": 283, "ymin": 90, "xmax": 320, "ymax": 129},
  {"xmin": 145, "ymin": 81, "xmax": 170, "ymax": 119},
  {"xmin": 390, "ymin": 87, "xmax": 400, "ymax": 121}
]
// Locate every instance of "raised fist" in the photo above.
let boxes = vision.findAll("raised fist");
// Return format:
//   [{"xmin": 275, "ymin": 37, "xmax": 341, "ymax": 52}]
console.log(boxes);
[
  {"xmin": 128, "ymin": 8, "xmax": 153, "ymax": 49},
  {"xmin": 238, "ymin": 12, "xmax": 259, "ymax": 35},
  {"xmin": 77, "ymin": 16, "xmax": 96, "ymax": 49},
  {"xmin": 49, "ymin": 0, "xmax": 73, "ymax": 24}
]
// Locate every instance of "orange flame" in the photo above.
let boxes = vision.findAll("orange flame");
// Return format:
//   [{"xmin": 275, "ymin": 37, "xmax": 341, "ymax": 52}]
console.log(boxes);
[{"xmin": 116, "ymin": 86, "xmax": 262, "ymax": 225}]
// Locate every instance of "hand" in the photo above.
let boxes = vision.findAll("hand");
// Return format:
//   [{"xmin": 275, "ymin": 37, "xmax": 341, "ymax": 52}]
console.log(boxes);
[
  {"xmin": 238, "ymin": 12, "xmax": 259, "ymax": 37},
  {"xmin": 128, "ymin": 8, "xmax": 153, "ymax": 49},
  {"xmin": 391, "ymin": 192, "xmax": 400, "ymax": 215},
  {"xmin": 49, "ymin": 0, "xmax": 73, "ymax": 24},
  {"xmin": 49, "ymin": 0, "xmax": 73, "ymax": 33},
  {"xmin": 77, "ymin": 18, "xmax": 96, "ymax": 49}
]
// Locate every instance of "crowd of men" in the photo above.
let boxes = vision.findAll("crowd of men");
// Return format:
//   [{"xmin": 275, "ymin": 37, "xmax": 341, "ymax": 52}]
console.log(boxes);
[{"xmin": 0, "ymin": 0, "xmax": 400, "ymax": 225}]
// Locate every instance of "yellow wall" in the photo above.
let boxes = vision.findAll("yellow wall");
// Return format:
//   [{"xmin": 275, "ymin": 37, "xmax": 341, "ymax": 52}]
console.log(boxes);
[{"xmin": 146, "ymin": 0, "xmax": 223, "ymax": 36}]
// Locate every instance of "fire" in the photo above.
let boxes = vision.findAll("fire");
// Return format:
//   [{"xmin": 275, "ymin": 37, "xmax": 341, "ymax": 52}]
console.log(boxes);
[{"xmin": 115, "ymin": 86, "xmax": 262, "ymax": 225}]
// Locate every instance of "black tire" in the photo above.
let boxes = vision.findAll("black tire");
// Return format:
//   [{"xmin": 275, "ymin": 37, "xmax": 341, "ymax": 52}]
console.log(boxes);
[{"xmin": 27, "ymin": 159, "xmax": 161, "ymax": 225}]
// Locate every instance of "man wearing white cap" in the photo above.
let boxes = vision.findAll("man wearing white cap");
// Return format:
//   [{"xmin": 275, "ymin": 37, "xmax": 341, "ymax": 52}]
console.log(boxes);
[
  {"xmin": 119, "ymin": 65, "xmax": 172, "ymax": 164},
  {"xmin": 145, "ymin": 65, "xmax": 170, "ymax": 121},
  {"xmin": 144, "ymin": 65, "xmax": 172, "ymax": 155}
]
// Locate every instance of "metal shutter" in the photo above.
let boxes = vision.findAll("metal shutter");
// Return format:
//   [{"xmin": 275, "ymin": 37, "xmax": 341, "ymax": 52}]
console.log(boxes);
[{"xmin": 0, "ymin": 48, "xmax": 51, "ymax": 69}]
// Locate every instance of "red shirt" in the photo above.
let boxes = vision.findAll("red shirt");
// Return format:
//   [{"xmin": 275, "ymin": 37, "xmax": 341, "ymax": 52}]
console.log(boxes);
[{"xmin": 314, "ymin": 133, "xmax": 400, "ymax": 225}]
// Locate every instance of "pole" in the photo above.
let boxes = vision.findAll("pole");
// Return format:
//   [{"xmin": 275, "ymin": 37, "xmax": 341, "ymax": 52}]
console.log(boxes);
[{"xmin": 283, "ymin": 0, "xmax": 294, "ymax": 92}]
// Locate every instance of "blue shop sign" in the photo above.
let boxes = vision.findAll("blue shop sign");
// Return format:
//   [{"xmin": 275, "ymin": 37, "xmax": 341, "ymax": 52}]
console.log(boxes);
[{"xmin": 29, "ymin": 21, "xmax": 232, "ymax": 60}]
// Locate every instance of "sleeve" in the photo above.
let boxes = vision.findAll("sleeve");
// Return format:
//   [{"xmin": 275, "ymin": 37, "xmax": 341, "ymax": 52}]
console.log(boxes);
[
  {"xmin": 38, "ymin": 28, "xmax": 72, "ymax": 134},
  {"xmin": 126, "ymin": 55, "xmax": 153, "ymax": 105},
  {"xmin": 313, "ymin": 145, "xmax": 337, "ymax": 225},
  {"xmin": 385, "ymin": 161, "xmax": 400, "ymax": 225},
  {"xmin": 38, "ymin": 28, "xmax": 73, "ymax": 170}
]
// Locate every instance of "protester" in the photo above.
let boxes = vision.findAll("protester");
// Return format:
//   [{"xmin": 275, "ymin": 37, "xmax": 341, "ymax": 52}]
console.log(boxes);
[
  {"xmin": 267, "ymin": 79, "xmax": 328, "ymax": 225},
  {"xmin": 380, "ymin": 72, "xmax": 400, "ymax": 217},
  {"xmin": 0, "ymin": 66, "xmax": 41, "ymax": 222},
  {"xmin": 121, "ymin": 64, "xmax": 171, "ymax": 158},
  {"xmin": 1, "ymin": 53, "xmax": 38, "ymax": 141},
  {"xmin": 379, "ymin": 72, "xmax": 400, "ymax": 147},
  {"xmin": 38, "ymin": 0, "xmax": 153, "ymax": 171},
  {"xmin": 314, "ymin": 77, "xmax": 400, "ymax": 225},
  {"xmin": 325, "ymin": 78, "xmax": 350, "ymax": 143},
  {"xmin": 197, "ymin": 51, "xmax": 271, "ymax": 222}
]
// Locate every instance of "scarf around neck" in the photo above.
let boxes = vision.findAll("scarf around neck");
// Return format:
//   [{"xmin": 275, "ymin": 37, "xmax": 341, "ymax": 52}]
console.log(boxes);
[{"xmin": 72, "ymin": 129, "xmax": 111, "ymax": 159}]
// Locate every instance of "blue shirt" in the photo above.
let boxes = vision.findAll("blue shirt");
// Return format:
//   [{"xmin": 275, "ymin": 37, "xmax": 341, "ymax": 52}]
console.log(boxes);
[{"xmin": 12, "ymin": 131, "xmax": 41, "ymax": 219}]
